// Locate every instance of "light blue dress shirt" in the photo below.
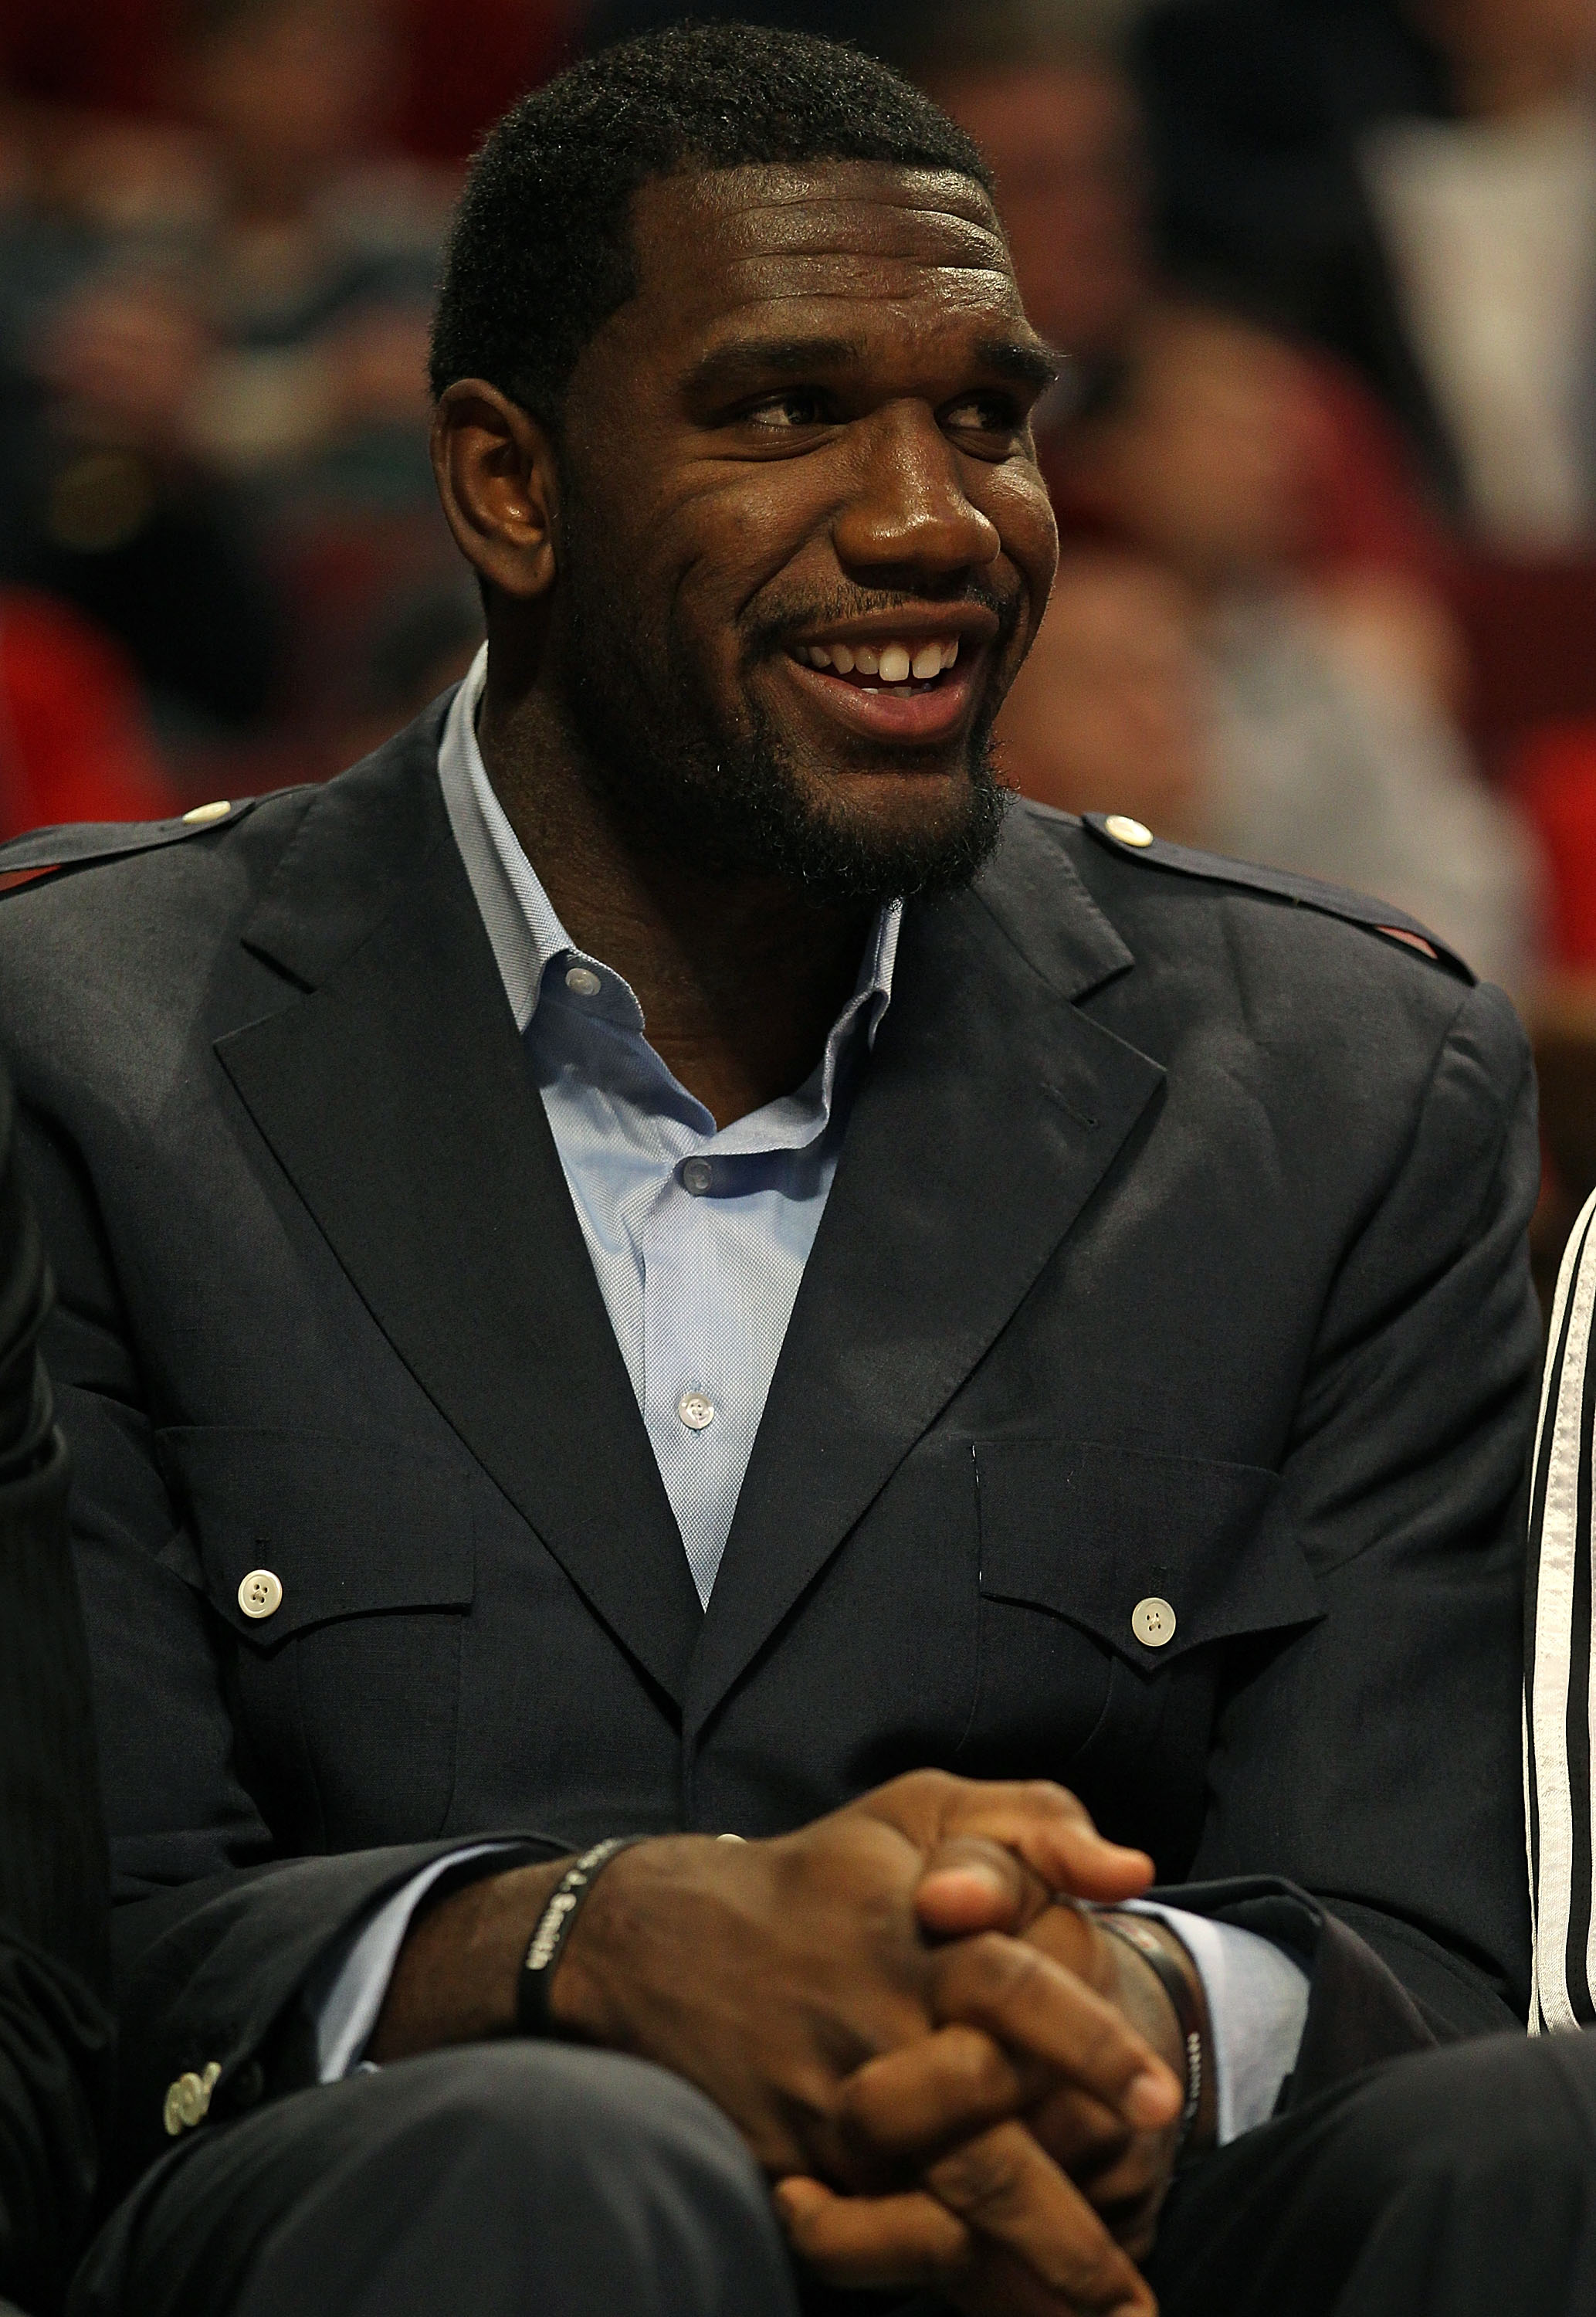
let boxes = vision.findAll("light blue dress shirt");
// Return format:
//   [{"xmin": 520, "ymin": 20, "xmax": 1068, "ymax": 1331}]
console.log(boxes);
[
  {"xmin": 311, "ymin": 647, "xmax": 1308, "ymax": 2141},
  {"xmin": 436, "ymin": 649, "xmax": 899, "ymax": 1606}
]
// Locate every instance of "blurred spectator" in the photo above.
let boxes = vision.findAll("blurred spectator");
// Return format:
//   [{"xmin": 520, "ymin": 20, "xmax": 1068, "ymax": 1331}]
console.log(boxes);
[
  {"xmin": 1363, "ymin": 0, "xmax": 1596, "ymax": 549},
  {"xmin": 0, "ymin": 90, "xmax": 284, "ymax": 735},
  {"xmin": 1134, "ymin": 0, "xmax": 1596, "ymax": 549},
  {"xmin": 1003, "ymin": 299, "xmax": 1540, "ymax": 991},
  {"xmin": 0, "ymin": 589, "xmax": 175, "ymax": 834},
  {"xmin": 163, "ymin": 0, "xmax": 444, "ymax": 502}
]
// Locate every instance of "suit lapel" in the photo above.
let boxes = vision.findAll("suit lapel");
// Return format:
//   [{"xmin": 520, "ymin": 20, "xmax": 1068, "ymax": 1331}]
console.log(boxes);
[
  {"xmin": 684, "ymin": 812, "xmax": 1164, "ymax": 1736},
  {"xmin": 217, "ymin": 719, "xmax": 703, "ymax": 1705}
]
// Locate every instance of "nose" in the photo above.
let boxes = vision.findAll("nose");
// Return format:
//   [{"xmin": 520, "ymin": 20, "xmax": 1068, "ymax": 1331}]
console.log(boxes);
[{"xmin": 831, "ymin": 403, "xmax": 1002, "ymax": 588}]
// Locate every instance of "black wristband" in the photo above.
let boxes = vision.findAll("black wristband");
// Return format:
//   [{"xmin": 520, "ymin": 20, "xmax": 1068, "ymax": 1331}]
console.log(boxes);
[
  {"xmin": 517, "ymin": 1837, "xmax": 649, "ymax": 2038},
  {"xmin": 1096, "ymin": 1912, "xmax": 1206, "ymax": 2153}
]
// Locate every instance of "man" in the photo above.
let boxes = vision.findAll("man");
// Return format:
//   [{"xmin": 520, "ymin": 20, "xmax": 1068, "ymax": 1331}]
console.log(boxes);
[
  {"xmin": 0, "ymin": 1065, "xmax": 112, "ymax": 2315},
  {"xmin": 0, "ymin": 25, "xmax": 1582, "ymax": 2317}
]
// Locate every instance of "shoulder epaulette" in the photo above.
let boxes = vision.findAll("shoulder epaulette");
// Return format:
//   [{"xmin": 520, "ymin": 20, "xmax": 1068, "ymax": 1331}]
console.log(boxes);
[
  {"xmin": 1080, "ymin": 812, "xmax": 1474, "ymax": 984},
  {"xmin": 0, "ymin": 796, "xmax": 266, "ymax": 887}
]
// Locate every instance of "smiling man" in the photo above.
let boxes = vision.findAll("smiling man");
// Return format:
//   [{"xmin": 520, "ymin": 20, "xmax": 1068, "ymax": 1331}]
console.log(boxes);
[{"xmin": 0, "ymin": 25, "xmax": 1581, "ymax": 2317}]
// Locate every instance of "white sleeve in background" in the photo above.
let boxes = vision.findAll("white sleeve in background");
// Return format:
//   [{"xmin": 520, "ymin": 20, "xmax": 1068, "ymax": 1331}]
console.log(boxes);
[
  {"xmin": 306, "ymin": 1843, "xmax": 521, "ymax": 2082},
  {"xmin": 1123, "ymin": 1902, "xmax": 1311, "ymax": 2144}
]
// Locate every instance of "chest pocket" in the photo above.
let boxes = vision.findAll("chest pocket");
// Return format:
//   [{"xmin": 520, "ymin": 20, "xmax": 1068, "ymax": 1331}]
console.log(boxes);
[
  {"xmin": 974, "ymin": 1437, "xmax": 1322, "ymax": 1671},
  {"xmin": 158, "ymin": 1426, "xmax": 475, "ymax": 1851},
  {"xmin": 965, "ymin": 1438, "xmax": 1323, "ymax": 1864}
]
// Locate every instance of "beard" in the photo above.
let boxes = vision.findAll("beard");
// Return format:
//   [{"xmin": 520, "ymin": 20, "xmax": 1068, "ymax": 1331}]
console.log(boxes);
[{"xmin": 551, "ymin": 530, "xmax": 1013, "ymax": 908}]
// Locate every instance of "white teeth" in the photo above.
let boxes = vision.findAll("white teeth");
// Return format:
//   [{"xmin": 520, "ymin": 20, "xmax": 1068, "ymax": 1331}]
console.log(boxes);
[{"xmin": 798, "ymin": 636, "xmax": 961, "ymax": 681}]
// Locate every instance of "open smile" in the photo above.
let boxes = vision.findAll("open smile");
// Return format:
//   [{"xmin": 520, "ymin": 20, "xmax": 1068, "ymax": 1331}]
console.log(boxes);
[{"xmin": 779, "ymin": 624, "xmax": 994, "ymax": 746}]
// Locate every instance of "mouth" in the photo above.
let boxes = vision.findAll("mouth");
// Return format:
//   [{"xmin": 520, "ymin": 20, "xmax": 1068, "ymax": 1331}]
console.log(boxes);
[{"xmin": 779, "ymin": 628, "xmax": 990, "ymax": 748}]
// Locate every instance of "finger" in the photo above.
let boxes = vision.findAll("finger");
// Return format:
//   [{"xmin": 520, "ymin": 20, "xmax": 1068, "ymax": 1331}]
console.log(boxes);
[
  {"xmin": 839, "ymin": 2024, "xmax": 1035, "ymax": 2164},
  {"xmin": 933, "ymin": 1932, "xmax": 1181, "ymax": 2132},
  {"xmin": 774, "ymin": 2174, "xmax": 975, "ymax": 2290},
  {"xmin": 917, "ymin": 1837, "xmax": 1049, "ymax": 1937},
  {"xmin": 926, "ymin": 2119, "xmax": 1155, "ymax": 2312},
  {"xmin": 940, "ymin": 1781, "xmax": 1155, "ymax": 1903}
]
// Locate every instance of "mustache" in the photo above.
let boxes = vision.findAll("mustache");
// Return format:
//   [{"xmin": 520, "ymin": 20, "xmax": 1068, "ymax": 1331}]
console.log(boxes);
[{"xmin": 740, "ymin": 579, "xmax": 1018, "ymax": 664}]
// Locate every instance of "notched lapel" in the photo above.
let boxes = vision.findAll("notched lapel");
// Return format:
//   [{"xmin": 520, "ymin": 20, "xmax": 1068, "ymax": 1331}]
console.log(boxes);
[
  {"xmin": 217, "ymin": 734, "xmax": 703, "ymax": 1705},
  {"xmin": 685, "ymin": 810, "xmax": 1164, "ymax": 1736}
]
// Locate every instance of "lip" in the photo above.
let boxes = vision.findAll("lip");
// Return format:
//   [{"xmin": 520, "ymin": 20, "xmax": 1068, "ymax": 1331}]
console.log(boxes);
[{"xmin": 778, "ymin": 643, "xmax": 987, "ymax": 746}]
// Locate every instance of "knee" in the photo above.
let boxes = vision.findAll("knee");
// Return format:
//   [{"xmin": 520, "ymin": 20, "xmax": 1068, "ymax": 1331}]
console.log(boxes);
[
  {"xmin": 1330, "ymin": 2030, "xmax": 1596, "ymax": 2199},
  {"xmin": 405, "ymin": 2041, "xmax": 762, "ymax": 2193}
]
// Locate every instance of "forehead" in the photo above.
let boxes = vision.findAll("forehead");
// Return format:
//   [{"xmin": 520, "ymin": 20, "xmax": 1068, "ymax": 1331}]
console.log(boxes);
[{"xmin": 620, "ymin": 161, "xmax": 1026, "ymax": 351}]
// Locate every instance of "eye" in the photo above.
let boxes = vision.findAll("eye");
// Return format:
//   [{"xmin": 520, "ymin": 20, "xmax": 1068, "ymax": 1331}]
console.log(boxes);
[
  {"xmin": 742, "ymin": 389, "xmax": 832, "ymax": 431},
  {"xmin": 943, "ymin": 392, "xmax": 1027, "ymax": 446}
]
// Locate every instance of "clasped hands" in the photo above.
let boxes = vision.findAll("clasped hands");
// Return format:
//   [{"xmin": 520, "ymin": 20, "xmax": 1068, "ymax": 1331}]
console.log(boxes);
[{"xmin": 551, "ymin": 1773, "xmax": 1194, "ymax": 2317}]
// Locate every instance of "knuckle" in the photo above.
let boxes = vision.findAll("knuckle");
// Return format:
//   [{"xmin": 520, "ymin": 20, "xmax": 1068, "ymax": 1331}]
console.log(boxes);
[{"xmin": 928, "ymin": 2135, "xmax": 1025, "ymax": 2221}]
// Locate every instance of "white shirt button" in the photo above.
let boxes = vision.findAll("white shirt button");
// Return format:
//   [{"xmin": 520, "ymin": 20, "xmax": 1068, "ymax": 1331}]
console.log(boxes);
[
  {"xmin": 238, "ymin": 1568, "xmax": 283, "ymax": 1620},
  {"xmin": 1104, "ymin": 815, "xmax": 1154, "ymax": 849},
  {"xmin": 181, "ymin": 799, "xmax": 231, "ymax": 826},
  {"xmin": 1130, "ymin": 1595, "xmax": 1176, "ymax": 1647},
  {"xmin": 677, "ymin": 1391, "xmax": 716, "ymax": 1431},
  {"xmin": 564, "ymin": 965, "xmax": 602, "ymax": 997},
  {"xmin": 682, "ymin": 1158, "xmax": 713, "ymax": 1195}
]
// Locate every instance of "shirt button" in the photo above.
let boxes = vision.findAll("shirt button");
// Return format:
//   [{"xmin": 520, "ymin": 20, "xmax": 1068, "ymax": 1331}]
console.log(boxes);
[
  {"xmin": 682, "ymin": 1158, "xmax": 713, "ymax": 1195},
  {"xmin": 564, "ymin": 965, "xmax": 602, "ymax": 997},
  {"xmin": 1130, "ymin": 1596, "xmax": 1176, "ymax": 1648},
  {"xmin": 238, "ymin": 1569, "xmax": 283, "ymax": 1620},
  {"xmin": 677, "ymin": 1391, "xmax": 716, "ymax": 1431}
]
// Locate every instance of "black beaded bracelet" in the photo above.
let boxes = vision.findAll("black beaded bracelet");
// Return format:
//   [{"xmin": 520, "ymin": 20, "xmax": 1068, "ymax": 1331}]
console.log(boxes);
[
  {"xmin": 517, "ymin": 1837, "xmax": 649, "ymax": 2037},
  {"xmin": 1095, "ymin": 1912, "xmax": 1206, "ymax": 2153}
]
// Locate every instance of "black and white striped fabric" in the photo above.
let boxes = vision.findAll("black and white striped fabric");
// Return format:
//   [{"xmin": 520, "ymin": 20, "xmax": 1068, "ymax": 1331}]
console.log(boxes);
[{"xmin": 1527, "ymin": 1192, "xmax": 1596, "ymax": 2032}]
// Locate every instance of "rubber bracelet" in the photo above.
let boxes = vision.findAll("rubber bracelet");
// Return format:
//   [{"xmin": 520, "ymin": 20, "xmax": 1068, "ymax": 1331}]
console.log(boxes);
[
  {"xmin": 517, "ymin": 1837, "xmax": 649, "ymax": 2037},
  {"xmin": 1096, "ymin": 1912, "xmax": 1206, "ymax": 2152}
]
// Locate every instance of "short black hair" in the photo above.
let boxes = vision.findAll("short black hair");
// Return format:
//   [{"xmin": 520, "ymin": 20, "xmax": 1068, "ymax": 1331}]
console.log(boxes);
[{"xmin": 429, "ymin": 22, "xmax": 992, "ymax": 431}]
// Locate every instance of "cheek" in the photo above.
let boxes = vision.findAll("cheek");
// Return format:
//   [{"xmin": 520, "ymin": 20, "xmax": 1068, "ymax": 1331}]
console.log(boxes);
[{"xmin": 985, "ymin": 466, "xmax": 1059, "ymax": 626}]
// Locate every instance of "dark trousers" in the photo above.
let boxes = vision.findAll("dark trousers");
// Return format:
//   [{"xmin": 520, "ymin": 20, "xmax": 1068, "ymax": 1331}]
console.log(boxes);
[{"xmin": 69, "ymin": 2030, "xmax": 1596, "ymax": 2317}]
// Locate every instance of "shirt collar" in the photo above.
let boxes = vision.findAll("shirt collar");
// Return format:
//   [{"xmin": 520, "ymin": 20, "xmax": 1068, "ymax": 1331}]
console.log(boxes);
[{"xmin": 437, "ymin": 643, "xmax": 901, "ymax": 1053}]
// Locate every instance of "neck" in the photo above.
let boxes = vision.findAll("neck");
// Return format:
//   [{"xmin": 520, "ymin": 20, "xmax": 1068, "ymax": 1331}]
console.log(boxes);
[{"xmin": 476, "ymin": 670, "xmax": 874, "ymax": 1132}]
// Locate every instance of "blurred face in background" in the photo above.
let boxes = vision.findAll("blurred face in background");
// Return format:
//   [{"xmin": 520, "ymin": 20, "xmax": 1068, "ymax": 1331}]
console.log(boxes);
[
  {"xmin": 932, "ymin": 60, "xmax": 1147, "ymax": 358},
  {"xmin": 184, "ymin": 0, "xmax": 391, "ymax": 211},
  {"xmin": 1068, "ymin": 305, "xmax": 1316, "ymax": 589},
  {"xmin": 995, "ymin": 551, "xmax": 1210, "ymax": 834}
]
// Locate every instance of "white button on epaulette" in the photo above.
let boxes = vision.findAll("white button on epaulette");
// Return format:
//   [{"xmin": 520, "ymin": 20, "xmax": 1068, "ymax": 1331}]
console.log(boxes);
[
  {"xmin": 163, "ymin": 2061, "xmax": 221, "ymax": 2136},
  {"xmin": 181, "ymin": 799, "xmax": 231, "ymax": 825},
  {"xmin": 1131, "ymin": 1596, "xmax": 1176, "ymax": 1647},
  {"xmin": 1104, "ymin": 815, "xmax": 1154, "ymax": 848},
  {"xmin": 238, "ymin": 1568, "xmax": 283, "ymax": 1619}
]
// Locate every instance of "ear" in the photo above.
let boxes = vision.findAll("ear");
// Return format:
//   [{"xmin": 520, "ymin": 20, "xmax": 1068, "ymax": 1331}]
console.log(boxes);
[{"xmin": 431, "ymin": 380, "xmax": 561, "ymax": 602}]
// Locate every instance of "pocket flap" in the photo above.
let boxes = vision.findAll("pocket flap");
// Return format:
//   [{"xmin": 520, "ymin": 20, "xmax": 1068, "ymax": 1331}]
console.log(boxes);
[
  {"xmin": 157, "ymin": 1426, "xmax": 475, "ymax": 1645},
  {"xmin": 975, "ymin": 1438, "xmax": 1321, "ymax": 1671}
]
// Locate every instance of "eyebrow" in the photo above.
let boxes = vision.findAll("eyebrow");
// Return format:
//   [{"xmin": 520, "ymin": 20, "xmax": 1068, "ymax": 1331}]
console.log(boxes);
[{"xmin": 682, "ymin": 331, "xmax": 1060, "ymax": 402}]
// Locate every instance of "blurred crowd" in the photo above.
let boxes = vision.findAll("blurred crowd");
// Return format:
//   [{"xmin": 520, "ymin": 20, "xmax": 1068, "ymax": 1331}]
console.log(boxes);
[{"xmin": 11, "ymin": 1, "xmax": 1596, "ymax": 1189}]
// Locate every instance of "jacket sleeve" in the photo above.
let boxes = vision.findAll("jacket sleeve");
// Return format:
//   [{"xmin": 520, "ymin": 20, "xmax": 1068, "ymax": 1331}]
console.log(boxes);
[
  {"xmin": 9, "ymin": 1101, "xmax": 569, "ymax": 2197},
  {"xmin": 0, "ymin": 1070, "xmax": 114, "ymax": 2314},
  {"xmin": 1174, "ymin": 978, "xmax": 1541, "ymax": 2068}
]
